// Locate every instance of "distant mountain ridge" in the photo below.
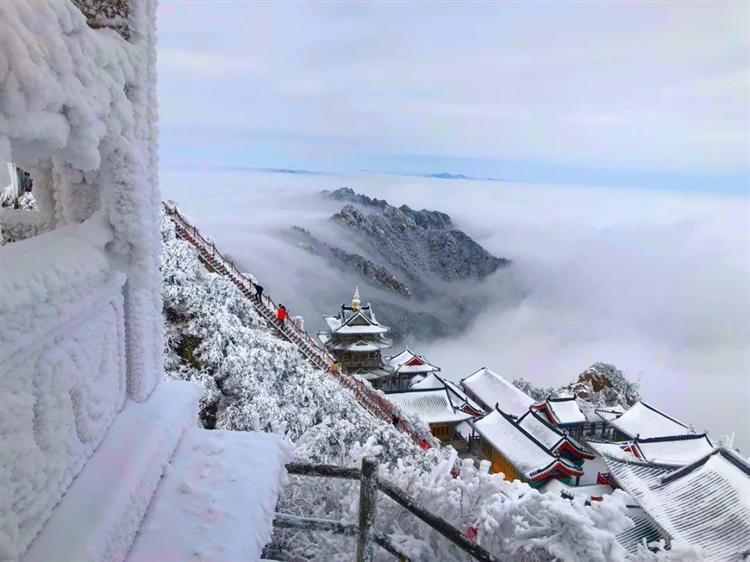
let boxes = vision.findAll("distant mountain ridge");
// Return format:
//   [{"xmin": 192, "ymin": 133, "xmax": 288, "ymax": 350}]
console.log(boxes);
[{"xmin": 291, "ymin": 187, "xmax": 510, "ymax": 341}]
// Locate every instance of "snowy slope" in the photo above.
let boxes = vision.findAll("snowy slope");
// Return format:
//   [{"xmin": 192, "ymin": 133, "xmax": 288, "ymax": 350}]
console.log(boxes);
[{"xmin": 160, "ymin": 211, "xmax": 679, "ymax": 562}]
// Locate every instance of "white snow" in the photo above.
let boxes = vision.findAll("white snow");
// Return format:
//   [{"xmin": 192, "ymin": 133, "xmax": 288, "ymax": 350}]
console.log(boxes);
[
  {"xmin": 611, "ymin": 401, "xmax": 692, "ymax": 439},
  {"xmin": 386, "ymin": 389, "xmax": 472, "ymax": 425},
  {"xmin": 461, "ymin": 367, "xmax": 534, "ymax": 415},
  {"xmin": 1, "ymin": 214, "xmax": 129, "ymax": 561},
  {"xmin": 0, "ymin": 0, "xmax": 163, "ymax": 402},
  {"xmin": 21, "ymin": 380, "xmax": 202, "ymax": 562},
  {"xmin": 387, "ymin": 348, "xmax": 440, "ymax": 374},
  {"xmin": 545, "ymin": 398, "xmax": 587, "ymax": 424},
  {"xmin": 2, "ymin": 2, "xmax": 164, "ymax": 559},
  {"xmin": 634, "ymin": 435, "xmax": 715, "ymax": 466},
  {"xmin": 541, "ymin": 479, "xmax": 614, "ymax": 500},
  {"xmin": 597, "ymin": 448, "xmax": 750, "ymax": 561},
  {"xmin": 127, "ymin": 428, "xmax": 293, "ymax": 562},
  {"xmin": 517, "ymin": 410, "xmax": 567, "ymax": 451}
]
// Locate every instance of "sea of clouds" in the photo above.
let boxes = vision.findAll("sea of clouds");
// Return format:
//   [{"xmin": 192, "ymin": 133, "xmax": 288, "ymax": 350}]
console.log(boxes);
[{"xmin": 162, "ymin": 168, "xmax": 750, "ymax": 450}]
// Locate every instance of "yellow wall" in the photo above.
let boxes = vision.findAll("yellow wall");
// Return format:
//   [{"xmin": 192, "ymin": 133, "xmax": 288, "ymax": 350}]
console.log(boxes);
[{"xmin": 480, "ymin": 439, "xmax": 522, "ymax": 481}]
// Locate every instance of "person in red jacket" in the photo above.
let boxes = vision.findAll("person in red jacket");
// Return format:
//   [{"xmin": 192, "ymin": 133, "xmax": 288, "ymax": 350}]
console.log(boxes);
[{"xmin": 276, "ymin": 304, "xmax": 287, "ymax": 326}]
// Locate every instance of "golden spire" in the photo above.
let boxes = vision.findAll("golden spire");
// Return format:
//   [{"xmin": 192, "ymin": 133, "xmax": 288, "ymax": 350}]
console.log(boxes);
[{"xmin": 352, "ymin": 285, "xmax": 361, "ymax": 311}]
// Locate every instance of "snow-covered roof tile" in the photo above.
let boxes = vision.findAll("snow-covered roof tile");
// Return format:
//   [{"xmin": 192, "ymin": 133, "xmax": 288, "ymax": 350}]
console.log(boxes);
[
  {"xmin": 387, "ymin": 389, "xmax": 472, "ymax": 425},
  {"xmin": 323, "ymin": 316, "xmax": 342, "ymax": 331},
  {"xmin": 541, "ymin": 479, "xmax": 614, "ymax": 500},
  {"xmin": 596, "ymin": 448, "xmax": 750, "ymax": 561},
  {"xmin": 334, "ymin": 323, "xmax": 389, "ymax": 335},
  {"xmin": 411, "ymin": 374, "xmax": 484, "ymax": 415},
  {"xmin": 518, "ymin": 410, "xmax": 594, "ymax": 459},
  {"xmin": 461, "ymin": 368, "xmax": 534, "ymax": 415},
  {"xmin": 593, "ymin": 405, "xmax": 626, "ymax": 423},
  {"xmin": 616, "ymin": 507, "xmax": 663, "ymax": 555},
  {"xmin": 330, "ymin": 339, "xmax": 390, "ymax": 352},
  {"xmin": 444, "ymin": 380, "xmax": 484, "ymax": 414},
  {"xmin": 634, "ymin": 434, "xmax": 715, "ymax": 466},
  {"xmin": 544, "ymin": 397, "xmax": 586, "ymax": 425},
  {"xmin": 610, "ymin": 401, "xmax": 692, "ymax": 439},
  {"xmin": 517, "ymin": 411, "xmax": 564, "ymax": 451},
  {"xmin": 410, "ymin": 372, "xmax": 444, "ymax": 390}
]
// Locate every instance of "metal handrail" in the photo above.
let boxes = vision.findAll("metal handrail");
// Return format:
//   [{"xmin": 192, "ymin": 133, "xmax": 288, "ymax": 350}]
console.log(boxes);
[{"xmin": 279, "ymin": 458, "xmax": 503, "ymax": 562}]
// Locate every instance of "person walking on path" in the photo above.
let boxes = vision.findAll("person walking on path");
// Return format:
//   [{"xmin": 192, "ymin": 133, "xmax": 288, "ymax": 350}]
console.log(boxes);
[
  {"xmin": 254, "ymin": 283, "xmax": 264, "ymax": 303},
  {"xmin": 276, "ymin": 304, "xmax": 287, "ymax": 327}
]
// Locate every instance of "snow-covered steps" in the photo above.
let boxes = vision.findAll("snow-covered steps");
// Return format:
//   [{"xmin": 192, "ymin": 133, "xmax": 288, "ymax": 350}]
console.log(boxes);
[
  {"xmin": 127, "ymin": 428, "xmax": 293, "ymax": 562},
  {"xmin": 23, "ymin": 381, "xmax": 203, "ymax": 562}
]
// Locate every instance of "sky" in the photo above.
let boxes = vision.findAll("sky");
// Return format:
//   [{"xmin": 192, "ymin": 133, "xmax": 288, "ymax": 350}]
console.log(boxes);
[{"xmin": 157, "ymin": 2, "xmax": 749, "ymax": 193}]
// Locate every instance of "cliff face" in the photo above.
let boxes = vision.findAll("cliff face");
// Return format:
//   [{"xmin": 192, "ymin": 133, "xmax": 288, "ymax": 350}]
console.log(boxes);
[{"xmin": 291, "ymin": 188, "xmax": 510, "ymax": 342}]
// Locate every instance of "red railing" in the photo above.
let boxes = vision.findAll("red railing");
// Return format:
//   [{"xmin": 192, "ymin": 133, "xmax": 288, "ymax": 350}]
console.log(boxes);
[{"xmin": 163, "ymin": 202, "xmax": 436, "ymax": 448}]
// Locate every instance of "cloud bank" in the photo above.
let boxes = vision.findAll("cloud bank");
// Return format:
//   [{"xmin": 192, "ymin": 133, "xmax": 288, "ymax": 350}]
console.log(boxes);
[{"xmin": 162, "ymin": 168, "xmax": 750, "ymax": 451}]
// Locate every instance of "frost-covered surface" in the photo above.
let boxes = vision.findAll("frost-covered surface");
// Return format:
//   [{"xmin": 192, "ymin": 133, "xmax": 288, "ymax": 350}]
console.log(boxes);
[
  {"xmin": 595, "ymin": 448, "xmax": 750, "ymax": 561},
  {"xmin": 128, "ymin": 428, "xmax": 293, "ymax": 562},
  {"xmin": 1, "ymin": 216, "xmax": 128, "ymax": 561},
  {"xmin": 0, "ymin": 0, "xmax": 163, "ymax": 401},
  {"xmin": 162, "ymin": 213, "xmax": 670, "ymax": 561},
  {"xmin": 462, "ymin": 367, "xmax": 535, "ymax": 415},
  {"xmin": 610, "ymin": 401, "xmax": 692, "ymax": 439},
  {"xmin": 1, "ymin": 1, "xmax": 163, "ymax": 560},
  {"xmin": 385, "ymin": 388, "xmax": 472, "ymax": 425},
  {"xmin": 277, "ymin": 449, "xmax": 637, "ymax": 562},
  {"xmin": 21, "ymin": 380, "xmax": 202, "ymax": 562}
]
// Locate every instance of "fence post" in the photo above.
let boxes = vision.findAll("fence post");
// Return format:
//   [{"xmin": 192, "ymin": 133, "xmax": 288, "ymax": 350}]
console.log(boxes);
[{"xmin": 356, "ymin": 457, "xmax": 378, "ymax": 562}]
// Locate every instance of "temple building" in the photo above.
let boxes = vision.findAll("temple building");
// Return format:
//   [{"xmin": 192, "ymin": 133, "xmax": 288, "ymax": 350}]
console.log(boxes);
[
  {"xmin": 385, "ymin": 348, "xmax": 441, "ymax": 391},
  {"xmin": 387, "ymin": 388, "xmax": 473, "ymax": 442},
  {"xmin": 471, "ymin": 406, "xmax": 586, "ymax": 487},
  {"xmin": 318, "ymin": 287, "xmax": 393, "ymax": 386},
  {"xmin": 532, "ymin": 396, "xmax": 587, "ymax": 439}
]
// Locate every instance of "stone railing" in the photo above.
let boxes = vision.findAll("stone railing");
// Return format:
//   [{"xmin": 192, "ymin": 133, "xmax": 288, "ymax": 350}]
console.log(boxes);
[{"xmin": 0, "ymin": 215, "xmax": 129, "ymax": 558}]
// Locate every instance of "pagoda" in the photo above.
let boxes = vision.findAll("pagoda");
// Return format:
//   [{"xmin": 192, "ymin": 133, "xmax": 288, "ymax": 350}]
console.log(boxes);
[{"xmin": 318, "ymin": 287, "xmax": 392, "ymax": 385}]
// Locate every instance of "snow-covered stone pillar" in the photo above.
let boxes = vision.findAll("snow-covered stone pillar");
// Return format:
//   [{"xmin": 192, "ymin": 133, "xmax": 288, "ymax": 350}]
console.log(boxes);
[{"xmin": 72, "ymin": 0, "xmax": 163, "ymax": 401}]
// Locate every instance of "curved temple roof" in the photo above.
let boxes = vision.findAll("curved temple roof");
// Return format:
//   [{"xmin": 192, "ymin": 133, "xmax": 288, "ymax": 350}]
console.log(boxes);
[
  {"xmin": 387, "ymin": 388, "xmax": 473, "ymax": 425},
  {"xmin": 461, "ymin": 367, "xmax": 534, "ymax": 415},
  {"xmin": 473, "ymin": 408, "xmax": 584, "ymax": 482},
  {"xmin": 610, "ymin": 401, "xmax": 692, "ymax": 439},
  {"xmin": 593, "ymin": 446, "xmax": 750, "ymax": 561}
]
